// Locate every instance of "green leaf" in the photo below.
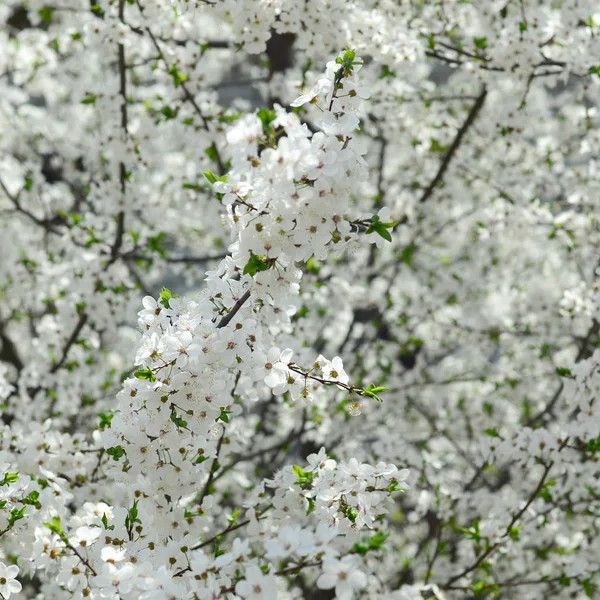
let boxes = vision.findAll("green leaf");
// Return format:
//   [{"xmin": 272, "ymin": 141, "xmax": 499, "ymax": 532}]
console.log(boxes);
[
  {"xmin": 306, "ymin": 257, "xmax": 321, "ymax": 274},
  {"xmin": 216, "ymin": 407, "xmax": 232, "ymax": 424},
  {"xmin": 168, "ymin": 64, "xmax": 188, "ymax": 88},
  {"xmin": 399, "ymin": 242, "xmax": 418, "ymax": 265},
  {"xmin": 586, "ymin": 434, "xmax": 600, "ymax": 455},
  {"xmin": 134, "ymin": 368, "xmax": 156, "ymax": 382},
  {"xmin": 293, "ymin": 465, "xmax": 305, "ymax": 477},
  {"xmin": 472, "ymin": 580, "xmax": 490, "ymax": 596},
  {"xmin": 44, "ymin": 516, "xmax": 63, "ymax": 535},
  {"xmin": 538, "ymin": 479, "xmax": 556, "ymax": 502},
  {"xmin": 182, "ymin": 183, "xmax": 202, "ymax": 191},
  {"xmin": 380, "ymin": 65, "xmax": 396, "ymax": 79},
  {"xmin": 204, "ymin": 145, "xmax": 219, "ymax": 163},
  {"xmin": 9, "ymin": 506, "xmax": 26, "ymax": 527},
  {"xmin": 386, "ymin": 480, "xmax": 402, "ymax": 494},
  {"xmin": 368, "ymin": 385, "xmax": 389, "ymax": 394},
  {"xmin": 203, "ymin": 170, "xmax": 228, "ymax": 186},
  {"xmin": 473, "ymin": 37, "xmax": 488, "ymax": 50},
  {"xmin": 23, "ymin": 490, "xmax": 41, "ymax": 509},
  {"xmin": 125, "ymin": 500, "xmax": 141, "ymax": 530},
  {"xmin": 81, "ymin": 94, "xmax": 97, "ymax": 105},
  {"xmin": 555, "ymin": 367, "xmax": 573, "ymax": 377},
  {"xmin": 170, "ymin": 410, "xmax": 188, "ymax": 429},
  {"xmin": 148, "ymin": 232, "xmax": 167, "ymax": 258},
  {"xmin": 218, "ymin": 111, "xmax": 243, "ymax": 124},
  {"xmin": 101, "ymin": 513, "xmax": 114, "ymax": 530},
  {"xmin": 360, "ymin": 383, "xmax": 389, "ymax": 403},
  {"xmin": 430, "ymin": 137, "xmax": 449, "ymax": 153},
  {"xmin": 106, "ymin": 446, "xmax": 125, "ymax": 461},
  {"xmin": 159, "ymin": 105, "xmax": 178, "ymax": 120},
  {"xmin": 0, "ymin": 472, "xmax": 18, "ymax": 486},
  {"xmin": 375, "ymin": 225, "xmax": 392, "ymax": 242},
  {"xmin": 353, "ymin": 531, "xmax": 390, "ymax": 556},
  {"xmin": 583, "ymin": 578, "xmax": 597, "ymax": 598},
  {"xmin": 519, "ymin": 21, "xmax": 528, "ymax": 32},
  {"xmin": 293, "ymin": 305, "xmax": 310, "ymax": 321},
  {"xmin": 257, "ymin": 108, "xmax": 277, "ymax": 133},
  {"xmin": 365, "ymin": 218, "xmax": 399, "ymax": 244},
  {"xmin": 203, "ymin": 170, "xmax": 219, "ymax": 184},
  {"xmin": 98, "ymin": 410, "xmax": 115, "ymax": 429},
  {"xmin": 352, "ymin": 541, "xmax": 370, "ymax": 556},
  {"xmin": 159, "ymin": 287, "xmax": 178, "ymax": 309},
  {"xmin": 90, "ymin": 3, "xmax": 105, "ymax": 16},
  {"xmin": 342, "ymin": 48, "xmax": 356, "ymax": 62},
  {"xmin": 292, "ymin": 465, "xmax": 315, "ymax": 487},
  {"xmin": 39, "ymin": 6, "xmax": 54, "ymax": 23},
  {"xmin": 369, "ymin": 531, "xmax": 389, "ymax": 551},
  {"xmin": 243, "ymin": 252, "xmax": 274, "ymax": 276}
]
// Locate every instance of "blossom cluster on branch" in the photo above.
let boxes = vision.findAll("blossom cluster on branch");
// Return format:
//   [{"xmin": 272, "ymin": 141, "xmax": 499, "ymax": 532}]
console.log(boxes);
[{"xmin": 1, "ymin": 0, "xmax": 600, "ymax": 599}]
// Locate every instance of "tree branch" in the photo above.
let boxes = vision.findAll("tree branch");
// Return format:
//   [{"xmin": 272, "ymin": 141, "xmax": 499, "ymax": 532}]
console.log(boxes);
[
  {"xmin": 145, "ymin": 25, "xmax": 226, "ymax": 176},
  {"xmin": 443, "ymin": 461, "xmax": 553, "ymax": 588},
  {"xmin": 419, "ymin": 86, "xmax": 487, "ymax": 203},
  {"xmin": 216, "ymin": 290, "xmax": 251, "ymax": 329},
  {"xmin": 108, "ymin": 0, "xmax": 128, "ymax": 265}
]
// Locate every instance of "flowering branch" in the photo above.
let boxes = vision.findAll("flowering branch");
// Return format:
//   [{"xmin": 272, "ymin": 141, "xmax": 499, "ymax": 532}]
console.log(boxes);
[{"xmin": 443, "ymin": 461, "xmax": 554, "ymax": 589}]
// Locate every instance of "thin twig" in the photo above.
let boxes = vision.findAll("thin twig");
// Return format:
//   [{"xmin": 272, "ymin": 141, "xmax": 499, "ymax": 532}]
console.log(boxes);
[{"xmin": 197, "ymin": 430, "xmax": 226, "ymax": 506}]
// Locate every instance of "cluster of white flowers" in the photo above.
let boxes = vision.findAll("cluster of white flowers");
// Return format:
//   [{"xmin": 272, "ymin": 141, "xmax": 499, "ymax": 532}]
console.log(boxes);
[
  {"xmin": 0, "ymin": 40, "xmax": 410, "ymax": 598},
  {"xmin": 17, "ymin": 447, "xmax": 406, "ymax": 600},
  {"xmin": 1, "ymin": 0, "xmax": 600, "ymax": 598}
]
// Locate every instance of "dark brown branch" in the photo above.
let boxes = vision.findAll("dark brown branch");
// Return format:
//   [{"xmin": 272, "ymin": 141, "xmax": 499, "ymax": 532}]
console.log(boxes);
[
  {"xmin": 443, "ymin": 461, "xmax": 553, "ymax": 589},
  {"xmin": 50, "ymin": 312, "xmax": 88, "ymax": 374},
  {"xmin": 437, "ymin": 40, "xmax": 491, "ymax": 62},
  {"xmin": 0, "ymin": 176, "xmax": 64, "ymax": 235},
  {"xmin": 145, "ymin": 26, "xmax": 226, "ymax": 176},
  {"xmin": 66, "ymin": 541, "xmax": 98, "ymax": 577},
  {"xmin": 124, "ymin": 252, "xmax": 227, "ymax": 264},
  {"xmin": 446, "ymin": 575, "xmax": 562, "ymax": 592},
  {"xmin": 216, "ymin": 290, "xmax": 251, "ymax": 329},
  {"xmin": 526, "ymin": 319, "xmax": 600, "ymax": 427},
  {"xmin": 423, "ymin": 519, "xmax": 444, "ymax": 584},
  {"xmin": 191, "ymin": 519, "xmax": 250, "ymax": 552},
  {"xmin": 212, "ymin": 410, "xmax": 307, "ymax": 485},
  {"xmin": 0, "ymin": 324, "xmax": 24, "ymax": 372},
  {"xmin": 197, "ymin": 429, "xmax": 225, "ymax": 507},
  {"xmin": 406, "ymin": 394, "xmax": 493, "ymax": 488},
  {"xmin": 25, "ymin": 1, "xmax": 129, "ymax": 407},
  {"xmin": 419, "ymin": 86, "xmax": 487, "ymax": 203},
  {"xmin": 108, "ymin": 0, "xmax": 128, "ymax": 265}
]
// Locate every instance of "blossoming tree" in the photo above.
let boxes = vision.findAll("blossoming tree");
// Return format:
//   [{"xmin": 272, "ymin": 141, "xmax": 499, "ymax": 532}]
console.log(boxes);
[{"xmin": 0, "ymin": 0, "xmax": 600, "ymax": 598}]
